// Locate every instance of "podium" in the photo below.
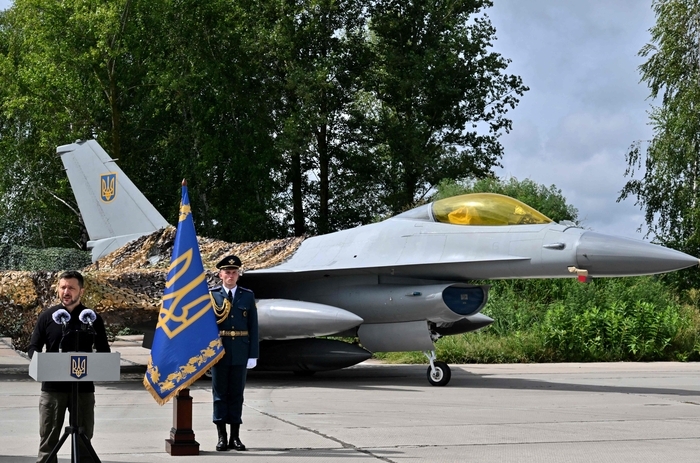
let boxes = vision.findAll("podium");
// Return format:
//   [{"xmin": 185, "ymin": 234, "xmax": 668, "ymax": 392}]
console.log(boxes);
[{"xmin": 29, "ymin": 352, "xmax": 121, "ymax": 463}]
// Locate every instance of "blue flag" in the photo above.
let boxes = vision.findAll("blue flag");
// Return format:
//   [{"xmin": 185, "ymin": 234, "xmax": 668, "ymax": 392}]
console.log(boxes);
[{"xmin": 144, "ymin": 182, "xmax": 224, "ymax": 405}]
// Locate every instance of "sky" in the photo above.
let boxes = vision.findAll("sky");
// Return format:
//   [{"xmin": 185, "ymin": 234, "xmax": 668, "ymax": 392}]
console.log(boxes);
[
  {"xmin": 486, "ymin": 1, "xmax": 657, "ymax": 240},
  {"xmin": 0, "ymin": 0, "xmax": 659, "ymax": 240}
]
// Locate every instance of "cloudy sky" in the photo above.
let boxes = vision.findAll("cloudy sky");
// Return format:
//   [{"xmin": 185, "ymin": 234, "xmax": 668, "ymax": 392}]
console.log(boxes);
[
  {"xmin": 487, "ymin": 1, "xmax": 657, "ymax": 240},
  {"xmin": 1, "ymin": 1, "xmax": 659, "ymax": 240}
]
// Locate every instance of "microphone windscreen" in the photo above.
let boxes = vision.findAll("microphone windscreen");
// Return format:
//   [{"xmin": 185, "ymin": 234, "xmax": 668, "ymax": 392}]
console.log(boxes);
[
  {"xmin": 52, "ymin": 309, "xmax": 71, "ymax": 325},
  {"xmin": 79, "ymin": 309, "xmax": 97, "ymax": 324}
]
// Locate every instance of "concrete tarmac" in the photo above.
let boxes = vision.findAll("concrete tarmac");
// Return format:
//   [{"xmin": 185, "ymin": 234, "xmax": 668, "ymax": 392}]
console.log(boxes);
[{"xmin": 2, "ymin": 336, "xmax": 700, "ymax": 462}]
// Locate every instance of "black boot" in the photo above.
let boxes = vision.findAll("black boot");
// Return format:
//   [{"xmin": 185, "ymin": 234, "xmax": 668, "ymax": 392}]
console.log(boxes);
[
  {"xmin": 229, "ymin": 424, "xmax": 247, "ymax": 451},
  {"xmin": 216, "ymin": 423, "xmax": 228, "ymax": 451}
]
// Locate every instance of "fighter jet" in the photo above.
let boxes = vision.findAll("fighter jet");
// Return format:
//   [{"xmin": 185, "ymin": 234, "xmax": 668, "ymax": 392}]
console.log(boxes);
[{"xmin": 58, "ymin": 140, "xmax": 699, "ymax": 386}]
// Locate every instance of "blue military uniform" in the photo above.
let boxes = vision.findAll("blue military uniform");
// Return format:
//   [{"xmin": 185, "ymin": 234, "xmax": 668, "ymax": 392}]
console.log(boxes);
[
  {"xmin": 209, "ymin": 254, "xmax": 259, "ymax": 452},
  {"xmin": 210, "ymin": 284, "xmax": 259, "ymax": 425}
]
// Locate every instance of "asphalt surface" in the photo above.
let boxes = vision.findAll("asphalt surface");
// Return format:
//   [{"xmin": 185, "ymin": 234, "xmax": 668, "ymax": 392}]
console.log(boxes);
[{"xmin": 2, "ymin": 336, "xmax": 700, "ymax": 462}]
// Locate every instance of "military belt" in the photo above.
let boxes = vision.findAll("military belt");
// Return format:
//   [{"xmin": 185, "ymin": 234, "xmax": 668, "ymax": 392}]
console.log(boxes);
[{"xmin": 219, "ymin": 330, "xmax": 248, "ymax": 337}]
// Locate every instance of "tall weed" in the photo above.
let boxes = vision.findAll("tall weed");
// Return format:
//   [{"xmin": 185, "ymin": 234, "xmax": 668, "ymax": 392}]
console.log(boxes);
[{"xmin": 375, "ymin": 276, "xmax": 700, "ymax": 364}]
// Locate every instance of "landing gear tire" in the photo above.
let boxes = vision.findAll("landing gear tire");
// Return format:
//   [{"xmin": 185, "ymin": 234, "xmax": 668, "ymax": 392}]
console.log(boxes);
[{"xmin": 427, "ymin": 361, "xmax": 451, "ymax": 386}]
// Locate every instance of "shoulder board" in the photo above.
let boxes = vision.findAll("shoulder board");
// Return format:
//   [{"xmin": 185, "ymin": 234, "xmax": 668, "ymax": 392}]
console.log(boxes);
[
  {"xmin": 209, "ymin": 285, "xmax": 222, "ymax": 292},
  {"xmin": 239, "ymin": 287, "xmax": 253, "ymax": 293}
]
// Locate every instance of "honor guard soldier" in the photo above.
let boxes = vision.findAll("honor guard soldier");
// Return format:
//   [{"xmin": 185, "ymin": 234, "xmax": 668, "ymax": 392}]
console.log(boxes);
[{"xmin": 209, "ymin": 255, "xmax": 259, "ymax": 451}]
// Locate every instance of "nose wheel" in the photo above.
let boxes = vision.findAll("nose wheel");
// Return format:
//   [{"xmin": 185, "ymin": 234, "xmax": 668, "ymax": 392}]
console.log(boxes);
[{"xmin": 424, "ymin": 351, "xmax": 451, "ymax": 386}]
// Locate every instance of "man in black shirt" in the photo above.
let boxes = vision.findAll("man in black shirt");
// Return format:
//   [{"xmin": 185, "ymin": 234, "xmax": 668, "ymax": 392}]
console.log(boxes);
[{"xmin": 27, "ymin": 270, "xmax": 110, "ymax": 463}]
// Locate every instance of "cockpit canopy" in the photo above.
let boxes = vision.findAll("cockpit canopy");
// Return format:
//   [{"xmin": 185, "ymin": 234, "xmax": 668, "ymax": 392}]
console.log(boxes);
[{"xmin": 431, "ymin": 193, "xmax": 552, "ymax": 226}]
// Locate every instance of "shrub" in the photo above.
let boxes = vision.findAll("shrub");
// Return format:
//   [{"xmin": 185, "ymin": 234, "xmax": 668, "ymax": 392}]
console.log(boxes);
[{"xmin": 0, "ymin": 245, "xmax": 91, "ymax": 271}]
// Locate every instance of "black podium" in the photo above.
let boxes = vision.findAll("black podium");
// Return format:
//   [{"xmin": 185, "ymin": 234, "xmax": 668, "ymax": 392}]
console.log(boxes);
[{"xmin": 29, "ymin": 352, "xmax": 121, "ymax": 463}]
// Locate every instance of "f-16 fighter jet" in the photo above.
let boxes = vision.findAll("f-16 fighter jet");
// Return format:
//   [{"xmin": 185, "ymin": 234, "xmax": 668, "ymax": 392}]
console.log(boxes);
[{"xmin": 58, "ymin": 140, "xmax": 698, "ymax": 385}]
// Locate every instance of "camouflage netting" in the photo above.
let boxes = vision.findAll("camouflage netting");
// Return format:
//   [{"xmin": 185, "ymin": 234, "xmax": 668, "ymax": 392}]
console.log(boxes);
[
  {"xmin": 0, "ymin": 271, "xmax": 56, "ymax": 352},
  {"xmin": 0, "ymin": 270, "xmax": 163, "ymax": 351},
  {"xmin": 0, "ymin": 228, "xmax": 305, "ymax": 352},
  {"xmin": 83, "ymin": 226, "xmax": 304, "ymax": 272}
]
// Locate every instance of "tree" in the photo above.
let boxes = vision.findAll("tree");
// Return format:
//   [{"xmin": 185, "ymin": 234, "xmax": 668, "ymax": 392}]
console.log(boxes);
[
  {"xmin": 131, "ymin": 0, "xmax": 285, "ymax": 242},
  {"xmin": 266, "ymin": 0, "xmax": 373, "ymax": 236},
  {"xmin": 357, "ymin": 0, "xmax": 528, "ymax": 214},
  {"xmin": 0, "ymin": 0, "xmax": 285, "ymax": 246},
  {"xmin": 619, "ymin": 0, "xmax": 700, "ymax": 289},
  {"xmin": 0, "ymin": 0, "xmax": 528, "ymax": 249},
  {"xmin": 0, "ymin": 0, "xmax": 137, "ymax": 248},
  {"xmin": 269, "ymin": 0, "xmax": 530, "ymax": 235}
]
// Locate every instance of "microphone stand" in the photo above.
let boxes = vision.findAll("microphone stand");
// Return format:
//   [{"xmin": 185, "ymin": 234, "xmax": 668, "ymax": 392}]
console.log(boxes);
[
  {"xmin": 46, "ymin": 321, "xmax": 102, "ymax": 463},
  {"xmin": 58, "ymin": 322, "xmax": 68, "ymax": 353}
]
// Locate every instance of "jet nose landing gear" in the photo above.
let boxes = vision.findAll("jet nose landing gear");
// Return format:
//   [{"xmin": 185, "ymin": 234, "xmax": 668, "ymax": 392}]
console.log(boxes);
[{"xmin": 424, "ymin": 351, "xmax": 451, "ymax": 386}]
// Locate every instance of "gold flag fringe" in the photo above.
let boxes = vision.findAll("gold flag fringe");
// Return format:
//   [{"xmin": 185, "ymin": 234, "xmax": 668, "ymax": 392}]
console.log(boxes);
[{"xmin": 143, "ymin": 340, "xmax": 225, "ymax": 406}]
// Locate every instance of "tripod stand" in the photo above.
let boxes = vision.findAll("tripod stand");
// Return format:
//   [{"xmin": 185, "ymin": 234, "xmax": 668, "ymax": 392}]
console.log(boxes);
[
  {"xmin": 29, "ymin": 352, "xmax": 121, "ymax": 463},
  {"xmin": 44, "ymin": 380, "xmax": 101, "ymax": 463}
]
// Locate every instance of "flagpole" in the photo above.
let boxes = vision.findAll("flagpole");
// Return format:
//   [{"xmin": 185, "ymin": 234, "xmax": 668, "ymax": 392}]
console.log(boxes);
[
  {"xmin": 144, "ymin": 177, "xmax": 224, "ymax": 454},
  {"xmin": 164, "ymin": 178, "xmax": 199, "ymax": 456}
]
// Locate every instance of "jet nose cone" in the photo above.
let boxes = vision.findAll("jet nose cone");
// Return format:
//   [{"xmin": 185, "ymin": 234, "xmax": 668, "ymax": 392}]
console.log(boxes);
[{"xmin": 576, "ymin": 232, "xmax": 699, "ymax": 277}]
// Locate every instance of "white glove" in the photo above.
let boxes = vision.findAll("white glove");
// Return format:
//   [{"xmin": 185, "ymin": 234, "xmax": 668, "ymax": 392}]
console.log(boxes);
[{"xmin": 246, "ymin": 358, "xmax": 257, "ymax": 369}]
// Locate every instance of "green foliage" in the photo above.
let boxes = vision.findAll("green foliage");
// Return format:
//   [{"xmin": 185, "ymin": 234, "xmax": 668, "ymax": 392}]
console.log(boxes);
[
  {"xmin": 0, "ymin": 0, "xmax": 134, "ymax": 249},
  {"xmin": 0, "ymin": 0, "xmax": 528, "ymax": 248},
  {"xmin": 374, "ymin": 330, "xmax": 550, "ymax": 364},
  {"xmin": 542, "ymin": 300, "xmax": 684, "ymax": 361},
  {"xmin": 619, "ymin": 0, "xmax": 700, "ymax": 290},
  {"xmin": 493, "ymin": 277, "xmax": 698, "ymax": 362},
  {"xmin": 0, "ymin": 245, "xmax": 91, "ymax": 271},
  {"xmin": 360, "ymin": 0, "xmax": 528, "ymax": 213},
  {"xmin": 131, "ymin": 0, "xmax": 286, "ymax": 243},
  {"xmin": 375, "ymin": 276, "xmax": 700, "ymax": 364},
  {"xmin": 267, "ymin": 0, "xmax": 373, "ymax": 236}
]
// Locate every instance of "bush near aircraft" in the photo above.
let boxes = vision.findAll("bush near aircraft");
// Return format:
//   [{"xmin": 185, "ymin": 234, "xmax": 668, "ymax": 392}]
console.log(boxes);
[{"xmin": 377, "ymin": 276, "xmax": 700, "ymax": 364}]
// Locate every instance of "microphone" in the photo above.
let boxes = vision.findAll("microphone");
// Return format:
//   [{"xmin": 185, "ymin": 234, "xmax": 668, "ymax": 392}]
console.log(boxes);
[
  {"xmin": 79, "ymin": 309, "xmax": 97, "ymax": 351},
  {"xmin": 79, "ymin": 309, "xmax": 96, "ymax": 326},
  {"xmin": 52, "ymin": 309, "xmax": 71, "ymax": 326},
  {"xmin": 52, "ymin": 309, "xmax": 71, "ymax": 352}
]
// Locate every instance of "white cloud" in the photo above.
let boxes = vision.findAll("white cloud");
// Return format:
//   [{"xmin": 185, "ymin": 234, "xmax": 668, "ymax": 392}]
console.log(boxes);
[{"xmin": 489, "ymin": 0, "xmax": 656, "ymax": 240}]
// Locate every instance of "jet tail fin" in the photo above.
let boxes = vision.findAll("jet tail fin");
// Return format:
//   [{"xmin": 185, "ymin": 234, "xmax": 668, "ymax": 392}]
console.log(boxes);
[{"xmin": 58, "ymin": 140, "xmax": 170, "ymax": 262}]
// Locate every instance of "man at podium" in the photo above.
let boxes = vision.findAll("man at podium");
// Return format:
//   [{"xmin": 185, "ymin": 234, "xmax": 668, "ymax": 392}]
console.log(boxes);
[{"xmin": 27, "ymin": 270, "xmax": 111, "ymax": 463}]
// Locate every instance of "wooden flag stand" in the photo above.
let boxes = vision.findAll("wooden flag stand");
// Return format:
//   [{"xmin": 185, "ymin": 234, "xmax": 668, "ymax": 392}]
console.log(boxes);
[{"xmin": 165, "ymin": 388, "xmax": 200, "ymax": 455}]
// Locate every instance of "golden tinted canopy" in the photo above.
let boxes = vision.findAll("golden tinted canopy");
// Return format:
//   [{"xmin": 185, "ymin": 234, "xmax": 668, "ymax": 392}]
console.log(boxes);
[{"xmin": 432, "ymin": 193, "xmax": 552, "ymax": 226}]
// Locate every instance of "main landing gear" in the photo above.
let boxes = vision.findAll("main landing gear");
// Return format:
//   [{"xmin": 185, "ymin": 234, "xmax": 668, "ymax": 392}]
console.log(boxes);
[{"xmin": 424, "ymin": 350, "xmax": 451, "ymax": 386}]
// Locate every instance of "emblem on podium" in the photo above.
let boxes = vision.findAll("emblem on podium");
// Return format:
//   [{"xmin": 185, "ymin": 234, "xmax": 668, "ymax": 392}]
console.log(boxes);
[{"xmin": 70, "ymin": 355, "xmax": 88, "ymax": 379}]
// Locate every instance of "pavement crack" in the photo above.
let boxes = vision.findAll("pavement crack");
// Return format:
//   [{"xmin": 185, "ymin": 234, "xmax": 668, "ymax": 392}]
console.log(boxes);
[{"xmin": 249, "ymin": 406, "xmax": 397, "ymax": 462}]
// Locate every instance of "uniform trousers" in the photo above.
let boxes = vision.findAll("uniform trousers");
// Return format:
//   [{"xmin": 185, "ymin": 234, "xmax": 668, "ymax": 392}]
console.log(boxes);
[
  {"xmin": 37, "ymin": 390, "xmax": 95, "ymax": 463},
  {"xmin": 211, "ymin": 364, "xmax": 247, "ymax": 425}
]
